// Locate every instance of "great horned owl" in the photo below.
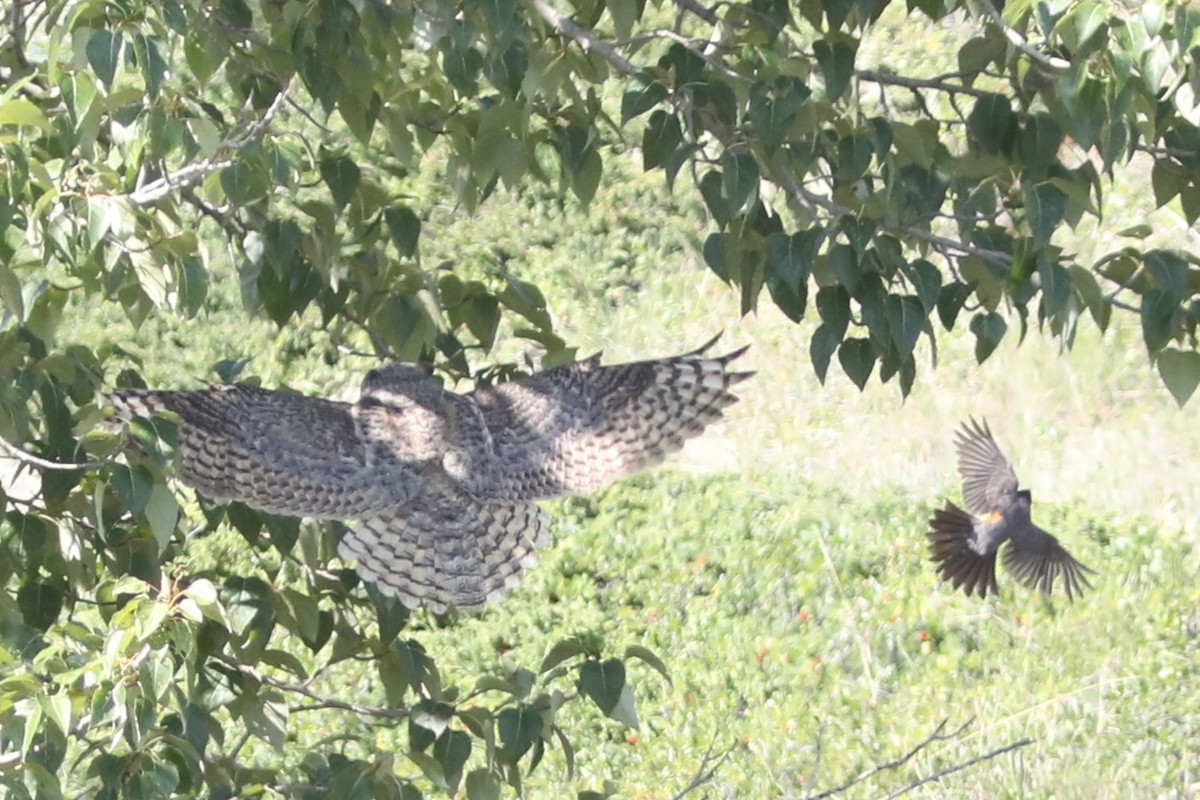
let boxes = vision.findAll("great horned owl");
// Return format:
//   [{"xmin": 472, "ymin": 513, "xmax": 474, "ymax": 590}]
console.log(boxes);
[{"xmin": 110, "ymin": 336, "xmax": 752, "ymax": 612}]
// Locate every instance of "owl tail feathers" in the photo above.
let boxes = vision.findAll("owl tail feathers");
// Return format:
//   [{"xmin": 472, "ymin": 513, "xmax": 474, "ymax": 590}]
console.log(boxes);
[
  {"xmin": 342, "ymin": 502, "xmax": 550, "ymax": 614},
  {"xmin": 927, "ymin": 500, "xmax": 999, "ymax": 599}
]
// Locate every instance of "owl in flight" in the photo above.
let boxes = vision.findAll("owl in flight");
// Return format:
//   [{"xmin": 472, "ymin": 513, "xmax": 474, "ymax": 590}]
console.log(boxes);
[
  {"xmin": 110, "ymin": 336, "xmax": 752, "ymax": 612},
  {"xmin": 927, "ymin": 418, "xmax": 1094, "ymax": 601}
]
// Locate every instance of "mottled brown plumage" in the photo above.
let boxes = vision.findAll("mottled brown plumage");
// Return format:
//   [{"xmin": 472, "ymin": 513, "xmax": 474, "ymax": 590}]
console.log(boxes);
[
  {"xmin": 927, "ymin": 418, "xmax": 1095, "ymax": 601},
  {"xmin": 110, "ymin": 337, "xmax": 752, "ymax": 612}
]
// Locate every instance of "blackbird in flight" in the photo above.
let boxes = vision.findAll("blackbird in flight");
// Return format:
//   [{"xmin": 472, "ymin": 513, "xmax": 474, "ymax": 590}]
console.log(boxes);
[{"xmin": 927, "ymin": 418, "xmax": 1095, "ymax": 600}]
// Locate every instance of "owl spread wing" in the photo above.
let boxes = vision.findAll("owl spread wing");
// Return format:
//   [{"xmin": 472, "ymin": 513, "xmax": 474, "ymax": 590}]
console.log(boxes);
[
  {"xmin": 110, "ymin": 385, "xmax": 422, "ymax": 518},
  {"xmin": 338, "ymin": 478, "xmax": 550, "ymax": 613},
  {"xmin": 468, "ymin": 336, "xmax": 753, "ymax": 501},
  {"xmin": 954, "ymin": 417, "xmax": 1020, "ymax": 515}
]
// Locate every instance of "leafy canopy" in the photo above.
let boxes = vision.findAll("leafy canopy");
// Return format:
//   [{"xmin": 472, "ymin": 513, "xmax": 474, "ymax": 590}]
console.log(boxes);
[{"xmin": 2, "ymin": 0, "xmax": 1200, "ymax": 797}]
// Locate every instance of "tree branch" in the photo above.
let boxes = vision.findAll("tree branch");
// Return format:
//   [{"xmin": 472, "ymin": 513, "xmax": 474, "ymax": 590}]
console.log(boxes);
[
  {"xmin": 881, "ymin": 736, "xmax": 1034, "ymax": 799},
  {"xmin": 977, "ymin": 0, "xmax": 1071, "ymax": 72},
  {"xmin": 214, "ymin": 655, "xmax": 411, "ymax": 720},
  {"xmin": 529, "ymin": 0, "xmax": 638, "ymax": 76},
  {"xmin": 800, "ymin": 718, "xmax": 1034, "ymax": 800},
  {"xmin": 128, "ymin": 83, "xmax": 290, "ymax": 206},
  {"xmin": 673, "ymin": 0, "xmax": 718, "ymax": 25},
  {"xmin": 0, "ymin": 435, "xmax": 106, "ymax": 471},
  {"xmin": 857, "ymin": 69, "xmax": 993, "ymax": 100},
  {"xmin": 669, "ymin": 736, "xmax": 737, "ymax": 800}
]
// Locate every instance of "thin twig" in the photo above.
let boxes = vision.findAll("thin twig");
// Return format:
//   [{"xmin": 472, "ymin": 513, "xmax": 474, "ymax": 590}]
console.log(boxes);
[
  {"xmin": 669, "ymin": 736, "xmax": 737, "ymax": 800},
  {"xmin": 857, "ymin": 70, "xmax": 992, "ymax": 100},
  {"xmin": 881, "ymin": 736, "xmax": 1034, "ymax": 799},
  {"xmin": 214, "ymin": 655, "xmax": 410, "ymax": 720},
  {"xmin": 0, "ymin": 436, "xmax": 105, "ymax": 471},
  {"xmin": 612, "ymin": 29, "xmax": 740, "ymax": 79},
  {"xmin": 673, "ymin": 0, "xmax": 718, "ymax": 25},
  {"xmin": 805, "ymin": 718, "xmax": 971, "ymax": 799},
  {"xmin": 978, "ymin": 0, "xmax": 1070, "ymax": 72},
  {"xmin": 529, "ymin": 0, "xmax": 638, "ymax": 77},
  {"xmin": 128, "ymin": 84, "xmax": 290, "ymax": 206}
]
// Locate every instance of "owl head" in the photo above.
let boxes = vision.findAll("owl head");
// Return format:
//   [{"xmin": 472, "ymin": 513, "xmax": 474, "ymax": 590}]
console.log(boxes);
[{"xmin": 360, "ymin": 363, "xmax": 444, "ymax": 408}]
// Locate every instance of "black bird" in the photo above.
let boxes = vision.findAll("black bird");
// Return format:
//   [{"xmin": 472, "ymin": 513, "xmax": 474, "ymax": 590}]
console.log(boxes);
[{"xmin": 927, "ymin": 418, "xmax": 1095, "ymax": 600}]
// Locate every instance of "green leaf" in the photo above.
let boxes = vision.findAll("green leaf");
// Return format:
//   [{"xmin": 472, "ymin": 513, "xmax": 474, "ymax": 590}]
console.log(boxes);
[
  {"xmin": 1026, "ymin": 183, "xmax": 1066, "ymax": 247},
  {"xmin": 433, "ymin": 730, "xmax": 472, "ymax": 793},
  {"xmin": 642, "ymin": 111, "xmax": 682, "ymax": 170},
  {"xmin": 815, "ymin": 285, "xmax": 851, "ymax": 338},
  {"xmin": 578, "ymin": 658, "xmax": 625, "ymax": 716},
  {"xmin": 386, "ymin": 206, "xmax": 422, "ymax": 258},
  {"xmin": 486, "ymin": 39, "xmax": 528, "ymax": 99},
  {"xmin": 86, "ymin": 29, "xmax": 124, "ymax": 90},
  {"xmin": 500, "ymin": 276, "xmax": 551, "ymax": 330},
  {"xmin": 837, "ymin": 338, "xmax": 876, "ymax": 390},
  {"xmin": 144, "ymin": 482, "xmax": 179, "ymax": 550},
  {"xmin": 1157, "ymin": 349, "xmax": 1200, "ymax": 407},
  {"xmin": 623, "ymin": 645, "xmax": 671, "ymax": 684},
  {"xmin": 766, "ymin": 274, "xmax": 807, "ymax": 322},
  {"xmin": 970, "ymin": 311, "xmax": 1007, "ymax": 362},
  {"xmin": 1143, "ymin": 249, "xmax": 1189, "ymax": 303},
  {"xmin": 699, "ymin": 170, "xmax": 729, "ymax": 228},
  {"xmin": 906, "ymin": 259, "xmax": 942, "ymax": 312},
  {"xmin": 540, "ymin": 636, "xmax": 591, "ymax": 673},
  {"xmin": 113, "ymin": 465, "xmax": 155, "ymax": 516},
  {"xmin": 465, "ymin": 769, "xmax": 502, "ymax": 800},
  {"xmin": 17, "ymin": 579, "xmax": 66, "ymax": 631},
  {"xmin": 0, "ymin": 98, "xmax": 51, "ymax": 131},
  {"xmin": 839, "ymin": 216, "xmax": 876, "ymax": 254},
  {"xmin": 813, "ymin": 36, "xmax": 857, "ymax": 102},
  {"xmin": 319, "ymin": 154, "xmax": 361, "ymax": 211},
  {"xmin": 836, "ymin": 135, "xmax": 873, "ymax": 180},
  {"xmin": 0, "ymin": 263, "xmax": 25, "ymax": 320},
  {"xmin": 810, "ymin": 323, "xmax": 842, "ymax": 384},
  {"xmin": 936, "ymin": 281, "xmax": 973, "ymax": 330},
  {"xmin": 722, "ymin": 151, "xmax": 759, "ymax": 215},
  {"xmin": 1017, "ymin": 115, "xmax": 1063, "ymax": 175},
  {"xmin": 748, "ymin": 77, "xmax": 810, "ymax": 153},
  {"xmin": 967, "ymin": 94, "xmax": 1014, "ymax": 155},
  {"xmin": 886, "ymin": 295, "xmax": 924, "ymax": 357},
  {"xmin": 766, "ymin": 228, "xmax": 820, "ymax": 291},
  {"xmin": 1068, "ymin": 265, "xmax": 1111, "ymax": 331},
  {"xmin": 829, "ymin": 244, "xmax": 861, "ymax": 294},
  {"xmin": 621, "ymin": 74, "xmax": 668, "ymax": 123},
  {"xmin": 1151, "ymin": 159, "xmax": 1189, "ymax": 208},
  {"xmin": 571, "ymin": 148, "xmax": 603, "ymax": 205},
  {"xmin": 497, "ymin": 706, "xmax": 542, "ymax": 765},
  {"xmin": 1141, "ymin": 288, "xmax": 1179, "ymax": 353},
  {"xmin": 1038, "ymin": 259, "xmax": 1071, "ymax": 318}
]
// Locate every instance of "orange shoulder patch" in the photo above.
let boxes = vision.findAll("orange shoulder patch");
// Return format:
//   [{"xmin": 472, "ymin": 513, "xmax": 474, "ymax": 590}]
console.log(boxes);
[{"xmin": 982, "ymin": 510, "xmax": 1005, "ymax": 524}]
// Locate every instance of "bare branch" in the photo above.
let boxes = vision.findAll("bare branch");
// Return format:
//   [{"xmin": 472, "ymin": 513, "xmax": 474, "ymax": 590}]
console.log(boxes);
[
  {"xmin": 613, "ymin": 29, "xmax": 740, "ymax": 80},
  {"xmin": 214, "ymin": 655, "xmax": 411, "ymax": 720},
  {"xmin": 529, "ymin": 0, "xmax": 638, "ymax": 77},
  {"xmin": 881, "ymin": 736, "xmax": 1034, "ymax": 799},
  {"xmin": 674, "ymin": 0, "xmax": 718, "ymax": 25},
  {"xmin": 977, "ymin": 0, "xmax": 1071, "ymax": 72},
  {"xmin": 805, "ymin": 718, "xmax": 971, "ymax": 799},
  {"xmin": 858, "ymin": 69, "xmax": 993, "ymax": 100},
  {"xmin": 0, "ymin": 435, "xmax": 106, "ymax": 471},
  {"xmin": 669, "ymin": 736, "xmax": 737, "ymax": 800},
  {"xmin": 128, "ymin": 84, "xmax": 291, "ymax": 206}
]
